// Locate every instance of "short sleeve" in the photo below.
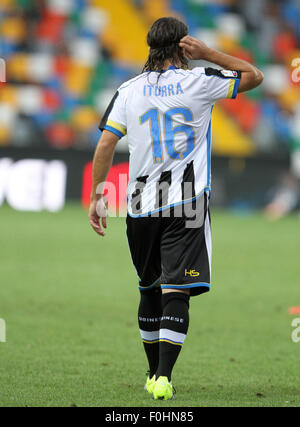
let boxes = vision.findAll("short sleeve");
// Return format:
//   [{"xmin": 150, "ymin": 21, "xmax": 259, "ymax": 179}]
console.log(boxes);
[
  {"xmin": 99, "ymin": 89, "xmax": 127, "ymax": 139},
  {"xmin": 204, "ymin": 68, "xmax": 241, "ymax": 103}
]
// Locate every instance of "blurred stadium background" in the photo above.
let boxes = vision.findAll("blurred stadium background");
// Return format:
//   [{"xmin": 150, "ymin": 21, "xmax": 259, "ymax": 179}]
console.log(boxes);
[
  {"xmin": 0, "ymin": 0, "xmax": 300, "ymax": 216},
  {"xmin": 1, "ymin": 0, "xmax": 300, "ymax": 408}
]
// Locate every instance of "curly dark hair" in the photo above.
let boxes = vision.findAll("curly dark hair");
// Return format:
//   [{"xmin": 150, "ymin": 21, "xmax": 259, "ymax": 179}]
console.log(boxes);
[{"xmin": 142, "ymin": 17, "xmax": 189, "ymax": 74}]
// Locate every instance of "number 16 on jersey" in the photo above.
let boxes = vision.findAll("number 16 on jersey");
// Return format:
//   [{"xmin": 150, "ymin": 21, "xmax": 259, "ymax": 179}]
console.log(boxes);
[{"xmin": 140, "ymin": 107, "xmax": 195, "ymax": 164}]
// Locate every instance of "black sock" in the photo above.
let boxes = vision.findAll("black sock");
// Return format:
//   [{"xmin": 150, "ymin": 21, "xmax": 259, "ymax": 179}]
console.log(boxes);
[
  {"xmin": 138, "ymin": 286, "xmax": 162, "ymax": 378},
  {"xmin": 156, "ymin": 292, "xmax": 190, "ymax": 382}
]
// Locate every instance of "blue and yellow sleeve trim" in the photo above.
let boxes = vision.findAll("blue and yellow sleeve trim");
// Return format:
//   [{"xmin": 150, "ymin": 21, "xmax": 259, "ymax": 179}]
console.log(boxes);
[
  {"xmin": 104, "ymin": 119, "xmax": 127, "ymax": 139},
  {"xmin": 227, "ymin": 78, "xmax": 240, "ymax": 99}
]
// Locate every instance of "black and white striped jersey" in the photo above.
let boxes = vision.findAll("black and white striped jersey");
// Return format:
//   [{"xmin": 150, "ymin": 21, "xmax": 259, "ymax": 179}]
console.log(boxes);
[{"xmin": 100, "ymin": 66, "xmax": 241, "ymax": 217}]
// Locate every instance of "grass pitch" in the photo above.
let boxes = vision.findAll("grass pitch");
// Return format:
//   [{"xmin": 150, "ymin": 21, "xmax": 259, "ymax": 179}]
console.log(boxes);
[{"xmin": 0, "ymin": 204, "xmax": 299, "ymax": 407}]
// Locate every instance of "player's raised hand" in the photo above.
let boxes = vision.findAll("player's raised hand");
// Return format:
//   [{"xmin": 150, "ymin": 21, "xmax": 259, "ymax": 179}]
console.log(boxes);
[
  {"xmin": 89, "ymin": 197, "xmax": 107, "ymax": 237},
  {"xmin": 179, "ymin": 36, "xmax": 210, "ymax": 61}
]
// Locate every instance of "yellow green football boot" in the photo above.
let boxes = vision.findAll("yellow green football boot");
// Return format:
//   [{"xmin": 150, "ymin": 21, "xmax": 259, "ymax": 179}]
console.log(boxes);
[
  {"xmin": 152, "ymin": 376, "xmax": 174, "ymax": 400},
  {"xmin": 144, "ymin": 375, "xmax": 156, "ymax": 395}
]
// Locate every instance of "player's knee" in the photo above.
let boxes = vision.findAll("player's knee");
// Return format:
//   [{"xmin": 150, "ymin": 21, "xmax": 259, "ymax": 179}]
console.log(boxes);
[
  {"xmin": 139, "ymin": 284, "xmax": 162, "ymax": 298},
  {"xmin": 161, "ymin": 289, "xmax": 190, "ymax": 313}
]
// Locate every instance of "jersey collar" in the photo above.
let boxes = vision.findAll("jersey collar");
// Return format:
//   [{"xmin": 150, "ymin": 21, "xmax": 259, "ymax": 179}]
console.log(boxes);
[{"xmin": 159, "ymin": 65, "xmax": 179, "ymax": 73}]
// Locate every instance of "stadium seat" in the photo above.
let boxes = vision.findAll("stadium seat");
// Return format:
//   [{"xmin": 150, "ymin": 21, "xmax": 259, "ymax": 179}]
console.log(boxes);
[{"xmin": 0, "ymin": 0, "xmax": 298, "ymax": 154}]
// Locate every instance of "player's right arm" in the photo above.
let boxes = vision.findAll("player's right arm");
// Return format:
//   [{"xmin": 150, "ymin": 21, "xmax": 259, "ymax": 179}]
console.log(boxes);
[
  {"xmin": 179, "ymin": 36, "xmax": 264, "ymax": 92},
  {"xmin": 90, "ymin": 84, "xmax": 128, "ymax": 237},
  {"xmin": 89, "ymin": 130, "xmax": 119, "ymax": 237}
]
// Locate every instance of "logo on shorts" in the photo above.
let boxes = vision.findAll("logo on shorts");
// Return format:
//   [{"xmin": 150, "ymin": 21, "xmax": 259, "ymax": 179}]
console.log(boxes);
[{"xmin": 185, "ymin": 269, "xmax": 200, "ymax": 277}]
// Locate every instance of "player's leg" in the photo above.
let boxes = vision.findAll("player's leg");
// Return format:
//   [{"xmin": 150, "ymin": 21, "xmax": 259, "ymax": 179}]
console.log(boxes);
[
  {"xmin": 153, "ymin": 195, "xmax": 211, "ymax": 400},
  {"xmin": 154, "ymin": 288, "xmax": 190, "ymax": 390},
  {"xmin": 126, "ymin": 215, "xmax": 163, "ymax": 389},
  {"xmin": 153, "ymin": 288, "xmax": 190, "ymax": 400},
  {"xmin": 138, "ymin": 285, "xmax": 162, "ymax": 382}
]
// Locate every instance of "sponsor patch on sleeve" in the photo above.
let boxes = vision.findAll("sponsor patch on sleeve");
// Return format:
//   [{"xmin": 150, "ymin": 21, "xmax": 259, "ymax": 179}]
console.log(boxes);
[
  {"xmin": 205, "ymin": 68, "xmax": 241, "ymax": 79},
  {"xmin": 220, "ymin": 70, "xmax": 239, "ymax": 78}
]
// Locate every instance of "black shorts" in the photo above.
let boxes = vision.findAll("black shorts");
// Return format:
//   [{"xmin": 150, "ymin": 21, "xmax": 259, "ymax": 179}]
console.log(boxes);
[{"xmin": 126, "ymin": 193, "xmax": 212, "ymax": 297}]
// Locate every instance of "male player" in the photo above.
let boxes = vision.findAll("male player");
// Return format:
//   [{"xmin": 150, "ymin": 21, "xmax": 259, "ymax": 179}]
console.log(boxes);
[{"xmin": 89, "ymin": 17, "xmax": 264, "ymax": 400}]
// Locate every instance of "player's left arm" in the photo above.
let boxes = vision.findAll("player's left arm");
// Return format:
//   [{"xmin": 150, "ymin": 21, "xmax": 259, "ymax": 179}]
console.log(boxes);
[{"xmin": 89, "ymin": 130, "xmax": 119, "ymax": 237}]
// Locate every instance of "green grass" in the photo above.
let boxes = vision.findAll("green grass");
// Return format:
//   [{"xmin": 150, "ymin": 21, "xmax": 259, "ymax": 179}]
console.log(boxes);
[{"xmin": 0, "ymin": 204, "xmax": 299, "ymax": 407}]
